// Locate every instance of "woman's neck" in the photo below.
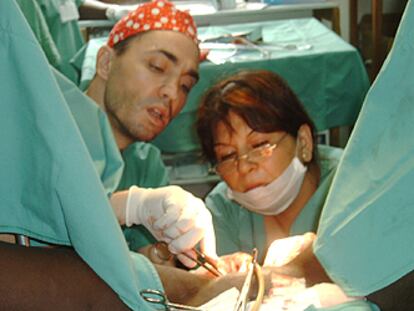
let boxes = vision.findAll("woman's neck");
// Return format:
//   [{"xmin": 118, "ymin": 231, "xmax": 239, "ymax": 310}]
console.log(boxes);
[
  {"xmin": 270, "ymin": 162, "xmax": 320, "ymax": 234},
  {"xmin": 265, "ymin": 164, "xmax": 320, "ymax": 240}
]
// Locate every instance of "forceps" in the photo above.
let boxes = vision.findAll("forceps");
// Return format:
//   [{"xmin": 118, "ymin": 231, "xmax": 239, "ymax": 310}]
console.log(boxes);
[
  {"xmin": 155, "ymin": 242, "xmax": 222, "ymax": 277},
  {"xmin": 140, "ymin": 289, "xmax": 204, "ymax": 311},
  {"xmin": 181, "ymin": 248, "xmax": 222, "ymax": 277}
]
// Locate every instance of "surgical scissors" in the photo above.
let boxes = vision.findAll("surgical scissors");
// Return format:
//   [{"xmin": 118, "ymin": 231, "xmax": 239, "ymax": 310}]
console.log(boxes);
[
  {"xmin": 181, "ymin": 248, "xmax": 222, "ymax": 277},
  {"xmin": 140, "ymin": 289, "xmax": 204, "ymax": 311},
  {"xmin": 233, "ymin": 249, "xmax": 258, "ymax": 311}
]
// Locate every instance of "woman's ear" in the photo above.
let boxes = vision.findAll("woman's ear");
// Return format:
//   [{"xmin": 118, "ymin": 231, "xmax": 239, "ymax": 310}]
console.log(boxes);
[
  {"xmin": 95, "ymin": 45, "xmax": 113, "ymax": 81},
  {"xmin": 297, "ymin": 124, "xmax": 314, "ymax": 163}
]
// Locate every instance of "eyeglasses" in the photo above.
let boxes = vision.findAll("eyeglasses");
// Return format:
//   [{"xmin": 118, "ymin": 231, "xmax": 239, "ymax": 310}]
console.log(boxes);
[{"xmin": 214, "ymin": 133, "xmax": 288, "ymax": 175}]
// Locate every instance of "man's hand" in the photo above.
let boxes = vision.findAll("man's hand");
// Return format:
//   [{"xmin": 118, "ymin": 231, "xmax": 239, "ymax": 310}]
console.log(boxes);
[{"xmin": 126, "ymin": 185, "xmax": 217, "ymax": 266}]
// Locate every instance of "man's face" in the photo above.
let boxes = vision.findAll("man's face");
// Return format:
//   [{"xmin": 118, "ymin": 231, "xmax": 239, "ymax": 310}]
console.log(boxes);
[{"xmin": 104, "ymin": 30, "xmax": 199, "ymax": 145}]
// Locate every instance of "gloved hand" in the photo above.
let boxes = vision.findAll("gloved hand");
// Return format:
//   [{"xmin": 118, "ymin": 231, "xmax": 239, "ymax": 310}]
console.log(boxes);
[
  {"xmin": 105, "ymin": 4, "xmax": 137, "ymax": 21},
  {"xmin": 126, "ymin": 185, "xmax": 218, "ymax": 267}
]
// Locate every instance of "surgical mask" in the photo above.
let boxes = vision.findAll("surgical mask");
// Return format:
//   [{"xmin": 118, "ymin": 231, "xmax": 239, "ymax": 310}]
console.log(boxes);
[{"xmin": 227, "ymin": 157, "xmax": 307, "ymax": 215}]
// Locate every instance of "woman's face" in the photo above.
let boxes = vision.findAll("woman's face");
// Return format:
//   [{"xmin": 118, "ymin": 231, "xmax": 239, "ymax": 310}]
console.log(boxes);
[{"xmin": 213, "ymin": 111, "xmax": 298, "ymax": 193}]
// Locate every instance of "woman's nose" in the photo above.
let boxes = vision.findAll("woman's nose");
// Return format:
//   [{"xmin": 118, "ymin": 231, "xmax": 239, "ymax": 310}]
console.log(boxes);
[{"xmin": 236, "ymin": 156, "xmax": 257, "ymax": 175}]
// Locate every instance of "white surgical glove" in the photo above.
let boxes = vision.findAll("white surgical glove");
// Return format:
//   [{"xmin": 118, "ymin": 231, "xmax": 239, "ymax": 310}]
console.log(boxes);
[
  {"xmin": 105, "ymin": 4, "xmax": 137, "ymax": 21},
  {"xmin": 126, "ymin": 185, "xmax": 218, "ymax": 266}
]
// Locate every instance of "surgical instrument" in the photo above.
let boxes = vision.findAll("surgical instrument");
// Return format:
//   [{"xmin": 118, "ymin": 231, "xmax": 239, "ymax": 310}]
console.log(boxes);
[
  {"xmin": 233, "ymin": 248, "xmax": 258, "ymax": 311},
  {"xmin": 181, "ymin": 248, "xmax": 222, "ymax": 277},
  {"xmin": 140, "ymin": 289, "xmax": 204, "ymax": 311}
]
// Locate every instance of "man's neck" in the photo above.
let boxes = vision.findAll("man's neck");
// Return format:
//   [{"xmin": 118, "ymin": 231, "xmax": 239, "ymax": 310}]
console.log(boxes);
[
  {"xmin": 86, "ymin": 77, "xmax": 106, "ymax": 110},
  {"xmin": 86, "ymin": 77, "xmax": 132, "ymax": 151}
]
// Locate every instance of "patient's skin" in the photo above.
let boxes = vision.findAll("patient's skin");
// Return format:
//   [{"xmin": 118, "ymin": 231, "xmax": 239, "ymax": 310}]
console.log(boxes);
[
  {"xmin": 155, "ymin": 264, "xmax": 251, "ymax": 306},
  {"xmin": 0, "ymin": 241, "xmax": 273, "ymax": 309},
  {"xmin": 14, "ymin": 237, "xmax": 407, "ymax": 310},
  {"xmin": 0, "ymin": 241, "xmax": 129, "ymax": 310}
]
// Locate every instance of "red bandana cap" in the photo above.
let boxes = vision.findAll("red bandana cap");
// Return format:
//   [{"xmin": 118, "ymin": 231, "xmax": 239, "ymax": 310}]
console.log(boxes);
[{"xmin": 107, "ymin": 0, "xmax": 198, "ymax": 48}]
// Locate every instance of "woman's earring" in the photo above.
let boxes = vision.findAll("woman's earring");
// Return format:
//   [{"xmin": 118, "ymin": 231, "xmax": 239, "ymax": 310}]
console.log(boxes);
[{"xmin": 302, "ymin": 151, "xmax": 308, "ymax": 162}]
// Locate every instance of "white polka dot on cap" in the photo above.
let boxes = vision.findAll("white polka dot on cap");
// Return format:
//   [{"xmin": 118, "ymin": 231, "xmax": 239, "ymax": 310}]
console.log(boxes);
[{"xmin": 113, "ymin": 34, "xmax": 119, "ymax": 44}]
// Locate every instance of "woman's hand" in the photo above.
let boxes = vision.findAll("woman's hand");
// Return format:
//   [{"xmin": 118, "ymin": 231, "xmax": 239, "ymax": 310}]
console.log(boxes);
[
  {"xmin": 192, "ymin": 251, "xmax": 252, "ymax": 277},
  {"xmin": 217, "ymin": 252, "xmax": 253, "ymax": 274}
]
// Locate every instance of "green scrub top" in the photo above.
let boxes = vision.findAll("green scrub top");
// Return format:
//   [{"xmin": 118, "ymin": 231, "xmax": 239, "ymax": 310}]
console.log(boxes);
[
  {"xmin": 205, "ymin": 145, "xmax": 342, "ymax": 263},
  {"xmin": 304, "ymin": 300, "xmax": 380, "ymax": 311},
  {"xmin": 52, "ymin": 68, "xmax": 124, "ymax": 196},
  {"xmin": 314, "ymin": 0, "xmax": 414, "ymax": 299},
  {"xmin": 56, "ymin": 54, "xmax": 170, "ymax": 251},
  {"xmin": 117, "ymin": 142, "xmax": 170, "ymax": 252},
  {"xmin": 52, "ymin": 38, "xmax": 171, "ymax": 286},
  {"xmin": 16, "ymin": 0, "xmax": 61, "ymax": 68},
  {"xmin": 118, "ymin": 142, "xmax": 169, "ymax": 190},
  {"xmin": 37, "ymin": 0, "xmax": 85, "ymax": 83},
  {"xmin": 0, "ymin": 1, "xmax": 163, "ymax": 309}
]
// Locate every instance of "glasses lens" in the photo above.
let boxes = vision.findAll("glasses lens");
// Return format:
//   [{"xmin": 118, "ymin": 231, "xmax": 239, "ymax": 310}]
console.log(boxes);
[
  {"xmin": 249, "ymin": 144, "xmax": 275, "ymax": 161},
  {"xmin": 215, "ymin": 144, "xmax": 276, "ymax": 174}
]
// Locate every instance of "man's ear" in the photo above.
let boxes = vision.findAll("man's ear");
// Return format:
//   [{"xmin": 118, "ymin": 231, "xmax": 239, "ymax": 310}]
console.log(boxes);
[
  {"xmin": 297, "ymin": 124, "xmax": 314, "ymax": 163},
  {"xmin": 95, "ymin": 45, "xmax": 114, "ymax": 81}
]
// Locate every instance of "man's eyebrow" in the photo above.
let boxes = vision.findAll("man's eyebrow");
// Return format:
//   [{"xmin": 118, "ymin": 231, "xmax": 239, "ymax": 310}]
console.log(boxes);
[
  {"xmin": 157, "ymin": 49, "xmax": 178, "ymax": 63},
  {"xmin": 156, "ymin": 49, "xmax": 199, "ymax": 81}
]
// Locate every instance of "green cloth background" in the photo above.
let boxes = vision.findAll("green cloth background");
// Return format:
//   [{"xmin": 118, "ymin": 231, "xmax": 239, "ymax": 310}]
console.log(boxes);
[
  {"xmin": 37, "ymin": 0, "xmax": 85, "ymax": 83},
  {"xmin": 314, "ymin": 0, "xmax": 414, "ymax": 298},
  {"xmin": 74, "ymin": 18, "xmax": 369, "ymax": 153},
  {"xmin": 16, "ymin": 0, "xmax": 62, "ymax": 68},
  {"xmin": 152, "ymin": 18, "xmax": 370, "ymax": 152}
]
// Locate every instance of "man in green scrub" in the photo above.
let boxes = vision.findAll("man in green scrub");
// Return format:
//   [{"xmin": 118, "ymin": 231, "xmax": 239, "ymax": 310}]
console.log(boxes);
[
  {"xmin": 56, "ymin": 64, "xmax": 169, "ymax": 252},
  {"xmin": 14, "ymin": 0, "xmax": 214, "ymax": 266},
  {"xmin": 79, "ymin": 1, "xmax": 215, "ymax": 266}
]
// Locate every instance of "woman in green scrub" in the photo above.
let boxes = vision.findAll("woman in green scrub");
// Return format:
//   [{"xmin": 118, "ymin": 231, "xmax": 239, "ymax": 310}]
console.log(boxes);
[{"xmin": 196, "ymin": 69, "xmax": 343, "ymax": 263}]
